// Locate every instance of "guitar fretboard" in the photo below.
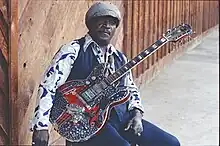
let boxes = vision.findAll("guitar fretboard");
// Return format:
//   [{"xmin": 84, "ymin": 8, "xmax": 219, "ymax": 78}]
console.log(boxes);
[{"xmin": 104, "ymin": 37, "xmax": 168, "ymax": 85}]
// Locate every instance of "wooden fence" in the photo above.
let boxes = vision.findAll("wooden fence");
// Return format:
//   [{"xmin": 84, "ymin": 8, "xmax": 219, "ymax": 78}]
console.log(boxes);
[
  {"xmin": 0, "ymin": 0, "xmax": 219, "ymax": 145},
  {"xmin": 123, "ymin": 0, "xmax": 219, "ymax": 78}
]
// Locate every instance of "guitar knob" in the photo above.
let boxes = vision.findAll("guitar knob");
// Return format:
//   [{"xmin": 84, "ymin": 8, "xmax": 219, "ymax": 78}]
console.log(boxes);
[
  {"xmin": 85, "ymin": 81, "xmax": 90, "ymax": 85},
  {"xmin": 91, "ymin": 76, "xmax": 96, "ymax": 80},
  {"xmin": 90, "ymin": 122, "xmax": 95, "ymax": 127}
]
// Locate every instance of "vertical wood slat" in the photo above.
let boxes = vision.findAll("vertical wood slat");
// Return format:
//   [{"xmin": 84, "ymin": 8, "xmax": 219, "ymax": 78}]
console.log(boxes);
[
  {"xmin": 166, "ymin": 1, "xmax": 171, "ymax": 54},
  {"xmin": 170, "ymin": 0, "xmax": 174, "ymax": 52},
  {"xmin": 158, "ymin": 0, "xmax": 163, "ymax": 59},
  {"xmin": 143, "ymin": 0, "xmax": 149, "ymax": 70},
  {"xmin": 123, "ymin": 0, "xmax": 132, "ymax": 60},
  {"xmin": 144, "ymin": 1, "xmax": 151, "ymax": 70},
  {"xmin": 0, "ymin": 0, "xmax": 9, "ymax": 145},
  {"xmin": 137, "ymin": 0, "xmax": 144, "ymax": 75},
  {"xmin": 131, "ymin": 0, "xmax": 138, "ymax": 78},
  {"xmin": 0, "ymin": 51, "xmax": 9, "ymax": 145},
  {"xmin": 9, "ymin": 0, "xmax": 18, "ymax": 145},
  {"xmin": 152, "ymin": 0, "xmax": 157, "ymax": 64},
  {"xmin": 186, "ymin": 0, "xmax": 190, "ymax": 43},
  {"xmin": 174, "ymin": 0, "xmax": 177, "ymax": 48},
  {"xmin": 154, "ymin": 1, "xmax": 161, "ymax": 63},
  {"xmin": 177, "ymin": 1, "xmax": 181, "ymax": 48},
  {"xmin": 179, "ymin": 1, "xmax": 183, "ymax": 47},
  {"xmin": 162, "ymin": 0, "xmax": 166, "ymax": 57},
  {"xmin": 148, "ymin": 1, "xmax": 154, "ymax": 67}
]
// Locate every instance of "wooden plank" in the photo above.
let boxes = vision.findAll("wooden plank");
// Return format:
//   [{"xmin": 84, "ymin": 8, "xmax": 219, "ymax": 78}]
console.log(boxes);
[
  {"xmin": 143, "ymin": 0, "xmax": 150, "ymax": 70},
  {"xmin": 158, "ymin": 0, "xmax": 163, "ymax": 59},
  {"xmin": 0, "ymin": 50, "xmax": 8, "ymax": 96},
  {"xmin": 0, "ymin": 0, "xmax": 9, "ymax": 45},
  {"xmin": 0, "ymin": 90, "xmax": 9, "ymax": 144},
  {"xmin": 0, "ymin": 0, "xmax": 9, "ymax": 24},
  {"xmin": 9, "ymin": 0, "xmax": 18, "ymax": 145},
  {"xmin": 162, "ymin": 1, "xmax": 168, "ymax": 57},
  {"xmin": 0, "ymin": 31, "xmax": 8, "ymax": 62},
  {"xmin": 0, "ymin": 1, "xmax": 9, "ymax": 144},
  {"xmin": 179, "ymin": 0, "xmax": 183, "ymax": 46},
  {"xmin": 199, "ymin": 1, "xmax": 203, "ymax": 35},
  {"xmin": 131, "ymin": 0, "xmax": 138, "ymax": 78},
  {"xmin": 174, "ymin": 0, "xmax": 177, "ymax": 50},
  {"xmin": 0, "ymin": 124, "xmax": 8, "ymax": 145},
  {"xmin": 0, "ymin": 10, "xmax": 9, "ymax": 45},
  {"xmin": 208, "ymin": 1, "xmax": 211, "ymax": 29},
  {"xmin": 202, "ymin": 1, "xmax": 208, "ymax": 32},
  {"xmin": 170, "ymin": 0, "xmax": 174, "ymax": 52},
  {"xmin": 153, "ymin": 0, "xmax": 158, "ymax": 64},
  {"xmin": 123, "ymin": 0, "xmax": 132, "ymax": 60},
  {"xmin": 137, "ymin": 0, "xmax": 144, "ymax": 75},
  {"xmin": 177, "ymin": 1, "xmax": 181, "ymax": 48},
  {"xmin": 186, "ymin": 0, "xmax": 190, "ymax": 43},
  {"xmin": 166, "ymin": 0, "xmax": 171, "ymax": 54},
  {"xmin": 149, "ymin": 1, "xmax": 154, "ymax": 66}
]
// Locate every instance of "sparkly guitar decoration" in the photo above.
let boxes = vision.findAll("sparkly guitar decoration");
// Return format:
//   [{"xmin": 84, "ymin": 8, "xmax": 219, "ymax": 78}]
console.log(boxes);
[{"xmin": 49, "ymin": 23, "xmax": 192, "ymax": 142}]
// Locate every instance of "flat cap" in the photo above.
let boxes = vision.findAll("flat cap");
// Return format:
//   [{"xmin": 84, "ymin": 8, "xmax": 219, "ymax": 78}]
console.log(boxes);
[{"xmin": 85, "ymin": 2, "xmax": 121, "ymax": 28}]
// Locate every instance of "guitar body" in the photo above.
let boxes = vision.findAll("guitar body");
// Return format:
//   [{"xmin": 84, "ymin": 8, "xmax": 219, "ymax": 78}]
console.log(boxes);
[{"xmin": 49, "ymin": 63, "xmax": 130, "ymax": 142}]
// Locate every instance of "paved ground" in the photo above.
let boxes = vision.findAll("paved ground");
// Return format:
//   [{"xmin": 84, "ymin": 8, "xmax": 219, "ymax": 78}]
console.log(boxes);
[{"xmin": 140, "ymin": 28, "xmax": 219, "ymax": 146}]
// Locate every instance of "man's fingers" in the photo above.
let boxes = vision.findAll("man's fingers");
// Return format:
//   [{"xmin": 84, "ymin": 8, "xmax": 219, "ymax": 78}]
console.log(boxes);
[
  {"xmin": 124, "ymin": 120, "xmax": 133, "ymax": 131},
  {"xmin": 32, "ymin": 138, "xmax": 40, "ymax": 146}
]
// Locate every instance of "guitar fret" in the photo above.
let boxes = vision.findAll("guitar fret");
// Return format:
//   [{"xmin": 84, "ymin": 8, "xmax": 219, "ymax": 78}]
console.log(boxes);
[
  {"xmin": 105, "ymin": 77, "xmax": 111, "ymax": 84},
  {"xmin": 108, "ymin": 75, "xmax": 115, "ymax": 83},
  {"xmin": 116, "ymin": 70, "xmax": 122, "ymax": 76},
  {"xmin": 152, "ymin": 44, "xmax": 157, "ymax": 48},
  {"xmin": 144, "ymin": 49, "xmax": 150, "ymax": 55},
  {"xmin": 131, "ymin": 60, "xmax": 136, "ymax": 64},
  {"xmin": 120, "ymin": 67, "xmax": 127, "ymax": 73},
  {"xmin": 124, "ymin": 65, "xmax": 129, "ymax": 70},
  {"xmin": 137, "ymin": 55, "xmax": 143, "ymax": 60}
]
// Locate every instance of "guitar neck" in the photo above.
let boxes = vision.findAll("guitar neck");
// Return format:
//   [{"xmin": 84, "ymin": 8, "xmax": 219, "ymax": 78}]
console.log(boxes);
[{"xmin": 104, "ymin": 37, "xmax": 168, "ymax": 85}]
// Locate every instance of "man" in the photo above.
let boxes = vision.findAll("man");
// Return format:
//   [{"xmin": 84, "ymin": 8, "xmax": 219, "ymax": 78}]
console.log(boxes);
[{"xmin": 31, "ymin": 2, "xmax": 180, "ymax": 146}]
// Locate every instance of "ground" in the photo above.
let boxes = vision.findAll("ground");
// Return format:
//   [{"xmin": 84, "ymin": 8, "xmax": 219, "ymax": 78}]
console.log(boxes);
[{"xmin": 140, "ymin": 27, "xmax": 219, "ymax": 146}]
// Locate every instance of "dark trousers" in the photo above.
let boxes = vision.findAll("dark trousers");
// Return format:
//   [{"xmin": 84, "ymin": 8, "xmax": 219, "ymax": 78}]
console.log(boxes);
[{"xmin": 66, "ymin": 110, "xmax": 180, "ymax": 146}]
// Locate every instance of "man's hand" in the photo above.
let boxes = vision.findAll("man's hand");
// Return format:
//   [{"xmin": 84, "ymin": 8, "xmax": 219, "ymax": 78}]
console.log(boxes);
[
  {"xmin": 32, "ymin": 130, "xmax": 49, "ymax": 146},
  {"xmin": 124, "ymin": 109, "xmax": 143, "ymax": 136}
]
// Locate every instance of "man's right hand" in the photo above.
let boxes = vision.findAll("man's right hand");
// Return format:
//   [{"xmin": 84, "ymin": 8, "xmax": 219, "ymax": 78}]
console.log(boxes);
[{"xmin": 32, "ymin": 130, "xmax": 49, "ymax": 146}]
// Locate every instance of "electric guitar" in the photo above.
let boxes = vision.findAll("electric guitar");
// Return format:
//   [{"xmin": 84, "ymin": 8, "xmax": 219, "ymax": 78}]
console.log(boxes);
[{"xmin": 49, "ymin": 23, "xmax": 192, "ymax": 142}]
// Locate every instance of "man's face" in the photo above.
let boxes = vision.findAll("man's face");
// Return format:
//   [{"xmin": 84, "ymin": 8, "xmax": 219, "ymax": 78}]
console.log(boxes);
[{"xmin": 88, "ymin": 16, "xmax": 118, "ymax": 46}]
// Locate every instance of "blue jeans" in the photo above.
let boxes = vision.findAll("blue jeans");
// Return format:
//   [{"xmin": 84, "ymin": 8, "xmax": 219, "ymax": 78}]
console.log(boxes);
[{"xmin": 66, "ymin": 118, "xmax": 180, "ymax": 146}]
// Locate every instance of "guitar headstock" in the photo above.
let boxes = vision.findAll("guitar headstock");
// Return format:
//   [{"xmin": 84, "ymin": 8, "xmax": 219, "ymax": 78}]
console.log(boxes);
[{"xmin": 163, "ymin": 23, "xmax": 193, "ymax": 42}]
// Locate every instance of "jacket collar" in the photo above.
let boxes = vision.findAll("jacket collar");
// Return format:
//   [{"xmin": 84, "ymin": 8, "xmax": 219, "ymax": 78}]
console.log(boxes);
[{"xmin": 83, "ymin": 33, "xmax": 121, "ymax": 58}]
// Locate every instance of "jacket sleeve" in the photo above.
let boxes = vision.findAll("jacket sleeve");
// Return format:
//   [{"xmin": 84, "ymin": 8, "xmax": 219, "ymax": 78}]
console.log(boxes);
[
  {"xmin": 30, "ymin": 41, "xmax": 80, "ymax": 131},
  {"xmin": 120, "ymin": 54, "xmax": 144, "ymax": 113}
]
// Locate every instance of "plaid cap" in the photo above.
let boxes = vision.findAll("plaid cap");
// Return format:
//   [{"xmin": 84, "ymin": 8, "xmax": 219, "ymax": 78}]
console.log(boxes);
[{"xmin": 85, "ymin": 2, "xmax": 121, "ymax": 28}]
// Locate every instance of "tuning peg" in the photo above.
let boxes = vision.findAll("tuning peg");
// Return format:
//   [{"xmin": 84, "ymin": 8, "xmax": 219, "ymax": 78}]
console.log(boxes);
[
  {"xmin": 171, "ymin": 42, "xmax": 177, "ymax": 47},
  {"xmin": 179, "ymin": 39, "xmax": 184, "ymax": 44},
  {"xmin": 189, "ymin": 31, "xmax": 196, "ymax": 39},
  {"xmin": 167, "ymin": 29, "xmax": 171, "ymax": 33}
]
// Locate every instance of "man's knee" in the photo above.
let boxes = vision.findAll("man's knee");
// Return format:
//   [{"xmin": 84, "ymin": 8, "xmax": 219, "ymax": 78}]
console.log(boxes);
[
  {"xmin": 117, "ymin": 139, "xmax": 130, "ymax": 146},
  {"xmin": 170, "ymin": 136, "xmax": 180, "ymax": 146}
]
